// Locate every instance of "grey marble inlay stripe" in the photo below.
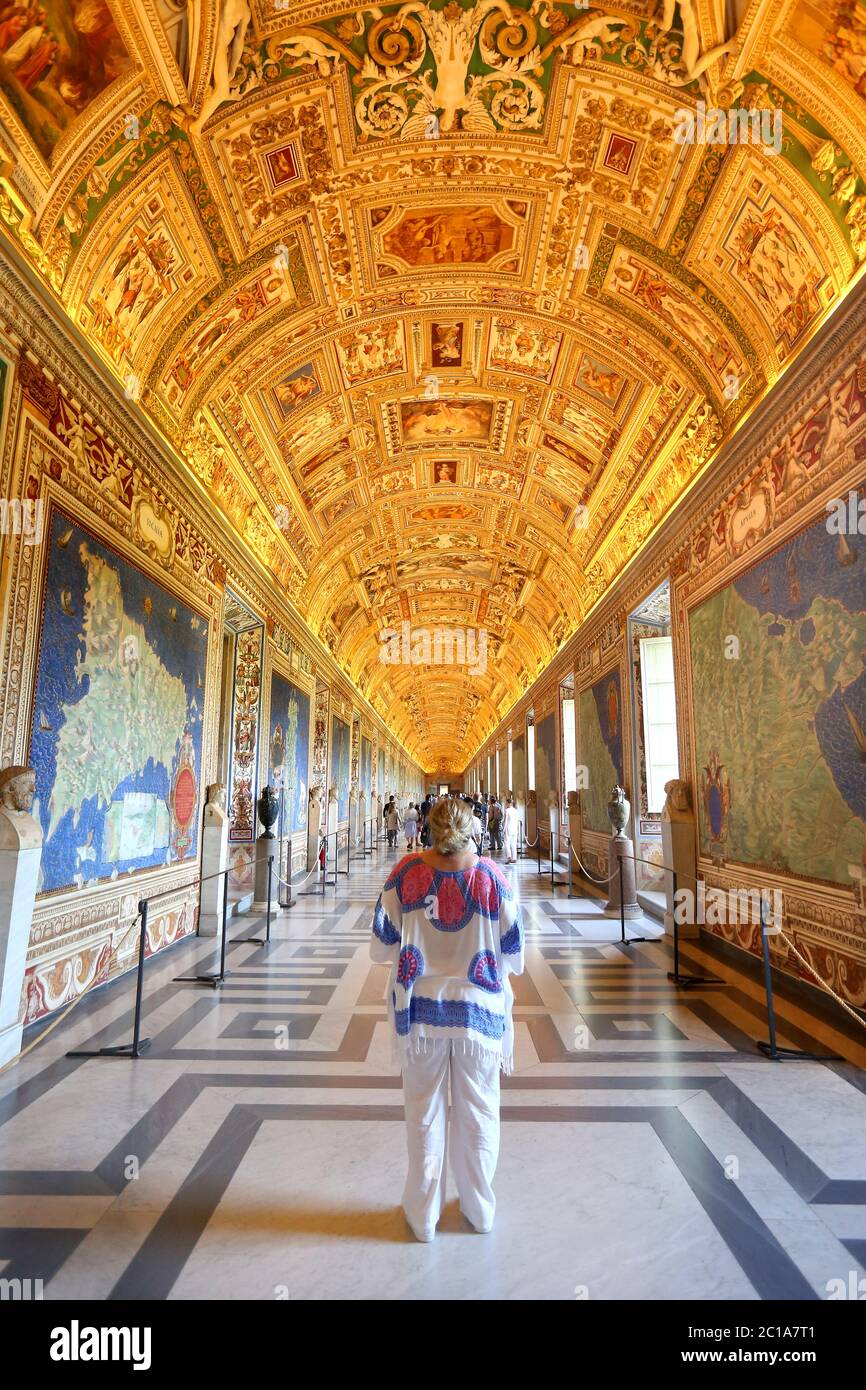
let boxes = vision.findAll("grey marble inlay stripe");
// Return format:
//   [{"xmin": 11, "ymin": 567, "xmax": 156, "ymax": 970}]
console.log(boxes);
[
  {"xmin": 218, "ymin": 1012, "xmax": 320, "ymax": 1040},
  {"xmin": 648, "ymin": 1107, "xmax": 817, "ymax": 1301},
  {"xmin": 144, "ymin": 1014, "xmax": 384, "ymax": 1064},
  {"xmin": 0, "ymin": 966, "xmax": 220, "ymax": 1130},
  {"xmin": 0, "ymin": 1170, "xmax": 114, "ymax": 1196},
  {"xmin": 842, "ymin": 1238, "xmax": 866, "ymax": 1267},
  {"xmin": 104, "ymin": 1101, "xmax": 816, "ymax": 1302},
  {"xmin": 811, "ymin": 1180, "xmax": 866, "ymax": 1205},
  {"xmin": 94, "ymin": 1074, "xmax": 205, "ymax": 1195},
  {"xmin": 521, "ymin": 1014, "xmax": 751, "ymax": 1064},
  {"xmin": 108, "ymin": 1104, "xmax": 264, "ymax": 1301},
  {"xmin": 0, "ymin": 1227, "xmax": 88, "ymax": 1286},
  {"xmin": 708, "ymin": 1076, "xmax": 830, "ymax": 1202}
]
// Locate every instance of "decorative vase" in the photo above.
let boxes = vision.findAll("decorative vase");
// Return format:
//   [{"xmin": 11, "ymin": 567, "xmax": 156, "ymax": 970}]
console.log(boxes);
[
  {"xmin": 257, "ymin": 784, "xmax": 279, "ymax": 837},
  {"xmin": 607, "ymin": 784, "xmax": 630, "ymax": 838}
]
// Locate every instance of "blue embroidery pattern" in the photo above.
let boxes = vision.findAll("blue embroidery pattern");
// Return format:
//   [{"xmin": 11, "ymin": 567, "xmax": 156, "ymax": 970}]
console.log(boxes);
[
  {"xmin": 500, "ymin": 921, "xmax": 522, "ymax": 955},
  {"xmin": 394, "ymin": 994, "xmax": 505, "ymax": 1039},
  {"xmin": 468, "ymin": 949, "xmax": 501, "ymax": 993},
  {"xmin": 397, "ymin": 944, "xmax": 424, "ymax": 988},
  {"xmin": 372, "ymin": 898, "xmax": 400, "ymax": 946}
]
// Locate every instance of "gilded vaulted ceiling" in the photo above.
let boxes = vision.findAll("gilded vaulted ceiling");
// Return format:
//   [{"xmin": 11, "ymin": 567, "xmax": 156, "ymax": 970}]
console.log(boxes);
[{"xmin": 1, "ymin": 0, "xmax": 865, "ymax": 768}]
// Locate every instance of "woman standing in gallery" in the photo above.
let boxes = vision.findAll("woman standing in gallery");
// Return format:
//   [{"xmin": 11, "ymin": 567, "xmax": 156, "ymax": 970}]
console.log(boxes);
[
  {"xmin": 403, "ymin": 802, "xmax": 419, "ymax": 851},
  {"xmin": 370, "ymin": 798, "xmax": 524, "ymax": 1242},
  {"xmin": 503, "ymin": 796, "xmax": 520, "ymax": 864}
]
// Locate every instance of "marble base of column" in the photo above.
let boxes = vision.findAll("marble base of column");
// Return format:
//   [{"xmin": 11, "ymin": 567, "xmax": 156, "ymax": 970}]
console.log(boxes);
[
  {"xmin": 603, "ymin": 835, "xmax": 642, "ymax": 918},
  {"xmin": 199, "ymin": 808, "xmax": 228, "ymax": 936},
  {"xmin": 252, "ymin": 832, "xmax": 279, "ymax": 912},
  {"xmin": 0, "ymin": 807, "xmax": 42, "ymax": 1065}
]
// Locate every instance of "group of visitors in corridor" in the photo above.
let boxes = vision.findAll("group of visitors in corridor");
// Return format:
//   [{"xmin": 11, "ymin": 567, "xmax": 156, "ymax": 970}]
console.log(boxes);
[{"xmin": 380, "ymin": 789, "xmax": 521, "ymax": 862}]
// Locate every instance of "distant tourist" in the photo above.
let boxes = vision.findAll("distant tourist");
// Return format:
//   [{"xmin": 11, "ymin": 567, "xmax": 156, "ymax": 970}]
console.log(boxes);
[
  {"xmin": 385, "ymin": 798, "xmax": 402, "ymax": 848},
  {"xmin": 419, "ymin": 795, "xmax": 432, "ymax": 847},
  {"xmin": 503, "ymin": 796, "xmax": 519, "ymax": 864},
  {"xmin": 370, "ymin": 797, "xmax": 524, "ymax": 1241},
  {"xmin": 488, "ymin": 798, "xmax": 503, "ymax": 854}
]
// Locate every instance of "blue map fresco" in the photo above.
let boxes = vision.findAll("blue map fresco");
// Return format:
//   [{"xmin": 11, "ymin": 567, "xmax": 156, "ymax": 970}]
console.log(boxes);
[
  {"xmin": 29, "ymin": 510, "xmax": 207, "ymax": 894},
  {"xmin": 268, "ymin": 670, "xmax": 310, "ymax": 835},
  {"xmin": 332, "ymin": 715, "xmax": 350, "ymax": 820}
]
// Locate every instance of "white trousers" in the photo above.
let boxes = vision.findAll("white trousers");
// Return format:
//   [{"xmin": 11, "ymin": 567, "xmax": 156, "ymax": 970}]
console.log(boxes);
[
  {"xmin": 401, "ymin": 1040, "xmax": 500, "ymax": 1238},
  {"xmin": 503, "ymin": 831, "xmax": 517, "ymax": 862}
]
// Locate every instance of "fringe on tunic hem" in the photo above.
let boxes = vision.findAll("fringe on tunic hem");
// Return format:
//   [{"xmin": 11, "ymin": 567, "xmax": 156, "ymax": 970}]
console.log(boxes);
[{"xmin": 397, "ymin": 1031, "xmax": 513, "ymax": 1075}]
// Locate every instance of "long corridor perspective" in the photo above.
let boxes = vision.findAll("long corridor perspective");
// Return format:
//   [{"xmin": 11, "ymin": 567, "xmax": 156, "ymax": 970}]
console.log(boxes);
[
  {"xmin": 4, "ymin": 0, "xmax": 866, "ymax": 1352},
  {"xmin": 3, "ymin": 839, "xmax": 864, "ymax": 1304}
]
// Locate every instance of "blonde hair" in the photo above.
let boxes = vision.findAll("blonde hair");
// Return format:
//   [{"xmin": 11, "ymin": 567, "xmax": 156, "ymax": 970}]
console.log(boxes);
[{"xmin": 427, "ymin": 797, "xmax": 474, "ymax": 854}]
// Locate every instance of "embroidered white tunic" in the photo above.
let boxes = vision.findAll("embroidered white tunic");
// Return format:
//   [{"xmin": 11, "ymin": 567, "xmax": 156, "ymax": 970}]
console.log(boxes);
[{"xmin": 370, "ymin": 854, "xmax": 524, "ymax": 1072}]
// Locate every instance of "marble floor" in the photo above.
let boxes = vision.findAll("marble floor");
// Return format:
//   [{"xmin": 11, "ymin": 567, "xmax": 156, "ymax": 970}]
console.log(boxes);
[{"xmin": 2, "ymin": 843, "xmax": 865, "ymax": 1302}]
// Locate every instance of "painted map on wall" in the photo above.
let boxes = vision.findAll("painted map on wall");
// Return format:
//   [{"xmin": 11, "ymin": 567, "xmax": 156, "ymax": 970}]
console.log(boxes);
[
  {"xmin": 378, "ymin": 746, "xmax": 385, "ymax": 794},
  {"xmin": 690, "ymin": 512, "xmax": 866, "ymax": 883},
  {"xmin": 535, "ymin": 711, "xmax": 557, "ymax": 812},
  {"xmin": 331, "ymin": 714, "xmax": 350, "ymax": 820},
  {"xmin": 361, "ymin": 735, "xmax": 372, "ymax": 795},
  {"xmin": 30, "ymin": 510, "xmax": 207, "ymax": 894},
  {"xmin": 512, "ymin": 731, "xmax": 526, "ymax": 796},
  {"xmin": 269, "ymin": 671, "xmax": 310, "ymax": 835},
  {"xmin": 579, "ymin": 669, "xmax": 624, "ymax": 833}
]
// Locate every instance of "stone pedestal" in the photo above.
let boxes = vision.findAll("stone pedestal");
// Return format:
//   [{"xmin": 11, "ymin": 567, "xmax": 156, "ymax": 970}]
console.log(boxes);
[
  {"xmin": 549, "ymin": 798, "xmax": 561, "ymax": 861},
  {"xmin": 199, "ymin": 802, "xmax": 228, "ymax": 936},
  {"xmin": 604, "ymin": 836, "xmax": 641, "ymax": 919},
  {"xmin": 358, "ymin": 791, "xmax": 367, "ymax": 844},
  {"xmin": 349, "ymin": 789, "xmax": 359, "ymax": 845},
  {"xmin": 567, "ymin": 791, "xmax": 581, "ymax": 871},
  {"xmin": 662, "ymin": 780, "xmax": 698, "ymax": 938},
  {"xmin": 0, "ymin": 807, "xmax": 42, "ymax": 1066},
  {"xmin": 326, "ymin": 795, "xmax": 337, "ymax": 867},
  {"xmin": 252, "ymin": 831, "xmax": 279, "ymax": 913},
  {"xmin": 307, "ymin": 788, "xmax": 323, "ymax": 871}
]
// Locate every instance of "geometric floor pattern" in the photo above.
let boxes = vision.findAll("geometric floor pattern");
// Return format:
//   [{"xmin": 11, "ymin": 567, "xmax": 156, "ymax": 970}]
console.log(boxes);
[{"xmin": 2, "ymin": 842, "xmax": 865, "ymax": 1301}]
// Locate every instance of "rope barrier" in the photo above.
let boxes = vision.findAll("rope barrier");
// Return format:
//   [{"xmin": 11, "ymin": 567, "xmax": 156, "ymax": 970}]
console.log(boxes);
[
  {"xmin": 778, "ymin": 929, "xmax": 866, "ymax": 1033},
  {"xmin": 0, "ymin": 977, "xmax": 97, "ymax": 1076},
  {"xmin": 567, "ymin": 836, "xmax": 619, "ymax": 885},
  {"xmin": 273, "ymin": 856, "xmax": 323, "ymax": 892}
]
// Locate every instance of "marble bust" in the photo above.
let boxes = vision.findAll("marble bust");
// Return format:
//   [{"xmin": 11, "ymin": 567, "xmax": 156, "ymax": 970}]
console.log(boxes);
[
  {"xmin": 328, "ymin": 785, "xmax": 338, "ymax": 805},
  {"xmin": 662, "ymin": 778, "xmax": 692, "ymax": 822},
  {"xmin": 0, "ymin": 765, "xmax": 41, "ymax": 851},
  {"xmin": 0, "ymin": 766, "xmax": 36, "ymax": 814},
  {"xmin": 204, "ymin": 782, "xmax": 228, "ymax": 825}
]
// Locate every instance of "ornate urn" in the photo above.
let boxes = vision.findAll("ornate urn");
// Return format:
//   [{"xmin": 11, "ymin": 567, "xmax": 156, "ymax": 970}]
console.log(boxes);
[
  {"xmin": 607, "ymin": 784, "xmax": 630, "ymax": 838},
  {"xmin": 257, "ymin": 784, "xmax": 279, "ymax": 837}
]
